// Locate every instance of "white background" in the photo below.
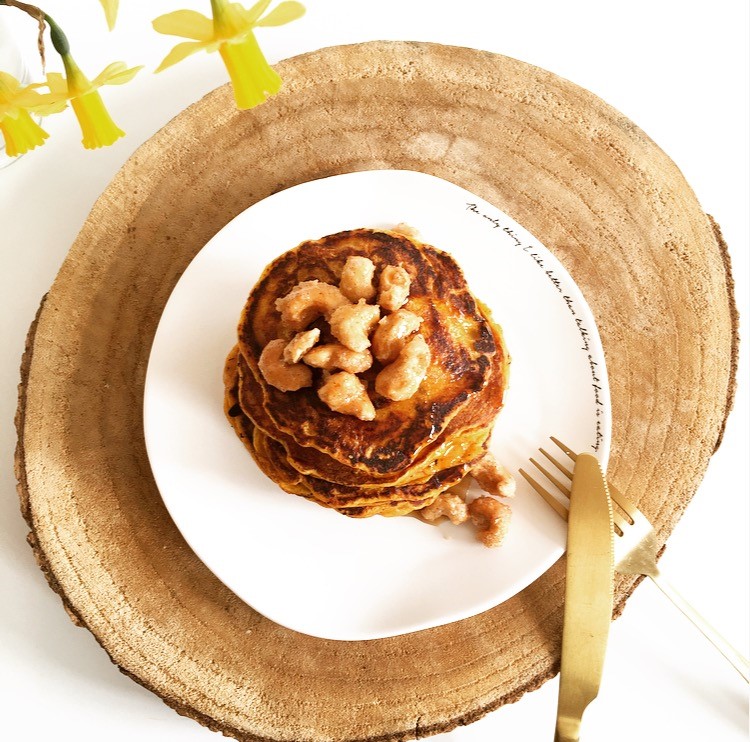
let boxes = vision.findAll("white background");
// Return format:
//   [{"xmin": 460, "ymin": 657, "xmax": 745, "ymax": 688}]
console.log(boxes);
[{"xmin": 0, "ymin": 1, "xmax": 747, "ymax": 740}]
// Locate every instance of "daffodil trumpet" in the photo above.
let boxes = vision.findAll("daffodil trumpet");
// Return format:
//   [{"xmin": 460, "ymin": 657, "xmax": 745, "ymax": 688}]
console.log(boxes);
[
  {"xmin": 41, "ymin": 12, "xmax": 142, "ymax": 150},
  {"xmin": 153, "ymin": 0, "xmax": 305, "ymax": 110},
  {"xmin": 0, "ymin": 71, "xmax": 65, "ymax": 157}
]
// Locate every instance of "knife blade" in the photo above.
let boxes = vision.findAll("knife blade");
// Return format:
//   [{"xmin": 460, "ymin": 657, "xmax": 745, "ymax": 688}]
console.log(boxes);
[{"xmin": 554, "ymin": 453, "xmax": 614, "ymax": 742}]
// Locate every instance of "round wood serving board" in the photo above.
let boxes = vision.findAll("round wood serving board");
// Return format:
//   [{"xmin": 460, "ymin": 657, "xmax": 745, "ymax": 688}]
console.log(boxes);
[{"xmin": 15, "ymin": 42, "xmax": 737, "ymax": 741}]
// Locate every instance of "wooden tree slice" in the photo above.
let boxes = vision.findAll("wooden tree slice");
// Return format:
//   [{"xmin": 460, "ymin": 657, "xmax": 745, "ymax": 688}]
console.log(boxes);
[{"xmin": 15, "ymin": 42, "xmax": 737, "ymax": 741}]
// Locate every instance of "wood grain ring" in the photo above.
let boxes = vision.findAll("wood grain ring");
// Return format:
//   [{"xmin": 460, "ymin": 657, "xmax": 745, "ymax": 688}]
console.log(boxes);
[{"xmin": 15, "ymin": 42, "xmax": 738, "ymax": 741}]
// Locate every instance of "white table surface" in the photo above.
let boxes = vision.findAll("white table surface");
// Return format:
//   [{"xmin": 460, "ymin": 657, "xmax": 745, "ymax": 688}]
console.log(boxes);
[{"xmin": 1, "ymin": 1, "xmax": 747, "ymax": 740}]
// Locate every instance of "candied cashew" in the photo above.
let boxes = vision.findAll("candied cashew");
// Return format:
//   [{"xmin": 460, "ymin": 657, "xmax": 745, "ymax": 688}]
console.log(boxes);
[
  {"xmin": 374, "ymin": 334, "xmax": 431, "ymax": 401},
  {"xmin": 448, "ymin": 476, "xmax": 471, "ymax": 498},
  {"xmin": 378, "ymin": 265, "xmax": 411, "ymax": 311},
  {"xmin": 303, "ymin": 343, "xmax": 373, "ymax": 374},
  {"xmin": 419, "ymin": 492, "xmax": 468, "ymax": 525},
  {"xmin": 471, "ymin": 453, "xmax": 516, "ymax": 498},
  {"xmin": 275, "ymin": 280, "xmax": 349, "ymax": 331},
  {"xmin": 371, "ymin": 309, "xmax": 423, "ymax": 363},
  {"xmin": 468, "ymin": 496, "xmax": 512, "ymax": 548},
  {"xmin": 329, "ymin": 299, "xmax": 380, "ymax": 353},
  {"xmin": 391, "ymin": 223, "xmax": 419, "ymax": 239},
  {"xmin": 318, "ymin": 371, "xmax": 376, "ymax": 421},
  {"xmin": 283, "ymin": 328, "xmax": 320, "ymax": 364},
  {"xmin": 258, "ymin": 339, "xmax": 312, "ymax": 392},
  {"xmin": 339, "ymin": 256, "xmax": 376, "ymax": 302}
]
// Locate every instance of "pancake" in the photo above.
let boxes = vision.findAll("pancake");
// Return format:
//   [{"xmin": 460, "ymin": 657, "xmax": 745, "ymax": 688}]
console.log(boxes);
[
  {"xmin": 237, "ymin": 229, "xmax": 498, "ymax": 475},
  {"xmin": 235, "ymin": 351, "xmax": 494, "ymax": 486},
  {"xmin": 224, "ymin": 228, "xmax": 512, "ymax": 521},
  {"xmin": 231, "ymin": 292, "xmax": 508, "ymax": 487},
  {"xmin": 226, "ymin": 350, "xmax": 474, "ymax": 515},
  {"xmin": 257, "ymin": 429, "xmax": 467, "ymax": 509}
]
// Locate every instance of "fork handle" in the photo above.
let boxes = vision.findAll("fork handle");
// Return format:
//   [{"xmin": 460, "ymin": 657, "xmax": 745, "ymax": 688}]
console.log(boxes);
[
  {"xmin": 554, "ymin": 731, "xmax": 578, "ymax": 742},
  {"xmin": 649, "ymin": 573, "xmax": 750, "ymax": 682}
]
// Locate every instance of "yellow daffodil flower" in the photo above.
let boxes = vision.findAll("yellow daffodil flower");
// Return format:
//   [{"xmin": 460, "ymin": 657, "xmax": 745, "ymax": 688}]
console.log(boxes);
[
  {"xmin": 153, "ymin": 0, "xmax": 305, "ymax": 109},
  {"xmin": 46, "ymin": 57, "xmax": 142, "ymax": 149},
  {"xmin": 0, "ymin": 71, "xmax": 66, "ymax": 157},
  {"xmin": 99, "ymin": 0, "xmax": 120, "ymax": 30}
]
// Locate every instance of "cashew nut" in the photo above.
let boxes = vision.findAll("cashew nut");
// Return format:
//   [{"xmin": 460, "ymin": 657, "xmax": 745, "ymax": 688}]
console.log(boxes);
[
  {"xmin": 275, "ymin": 280, "xmax": 349, "ymax": 331},
  {"xmin": 471, "ymin": 453, "xmax": 516, "ymax": 498},
  {"xmin": 468, "ymin": 496, "xmax": 512, "ymax": 548},
  {"xmin": 283, "ymin": 328, "xmax": 320, "ymax": 364},
  {"xmin": 318, "ymin": 371, "xmax": 376, "ymax": 421},
  {"xmin": 374, "ymin": 333, "xmax": 431, "ymax": 401},
  {"xmin": 419, "ymin": 492, "xmax": 468, "ymax": 525},
  {"xmin": 391, "ymin": 223, "xmax": 419, "ymax": 240},
  {"xmin": 339, "ymin": 256, "xmax": 376, "ymax": 302},
  {"xmin": 329, "ymin": 299, "xmax": 380, "ymax": 353},
  {"xmin": 371, "ymin": 309, "xmax": 423, "ymax": 363},
  {"xmin": 258, "ymin": 339, "xmax": 312, "ymax": 392},
  {"xmin": 303, "ymin": 343, "xmax": 373, "ymax": 374},
  {"xmin": 378, "ymin": 265, "xmax": 411, "ymax": 311}
]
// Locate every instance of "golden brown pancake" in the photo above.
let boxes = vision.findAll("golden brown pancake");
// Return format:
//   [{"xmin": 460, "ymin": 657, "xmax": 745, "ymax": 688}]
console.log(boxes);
[
  {"xmin": 237, "ymin": 229, "xmax": 498, "ymax": 475},
  {"xmin": 234, "ymin": 351, "xmax": 493, "ymax": 486},
  {"xmin": 224, "ymin": 228, "xmax": 511, "ymax": 518},
  {"xmin": 226, "ymin": 350, "xmax": 475, "ymax": 514}
]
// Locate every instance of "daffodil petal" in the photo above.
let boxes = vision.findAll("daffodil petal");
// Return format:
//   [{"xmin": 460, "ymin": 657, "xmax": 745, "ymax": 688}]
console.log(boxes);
[
  {"xmin": 243, "ymin": 0, "xmax": 273, "ymax": 26},
  {"xmin": 15, "ymin": 89, "xmax": 68, "ymax": 113},
  {"xmin": 0, "ymin": 71, "xmax": 21, "ymax": 93},
  {"xmin": 92, "ymin": 61, "xmax": 127, "ymax": 85},
  {"xmin": 152, "ymin": 10, "xmax": 214, "ymax": 41},
  {"xmin": 256, "ymin": 1, "xmax": 305, "ymax": 27},
  {"xmin": 102, "ymin": 65, "xmax": 143, "ymax": 86},
  {"xmin": 155, "ymin": 41, "xmax": 211, "ymax": 72},
  {"xmin": 45, "ymin": 73, "xmax": 68, "ymax": 95},
  {"xmin": 8, "ymin": 88, "xmax": 43, "ymax": 106},
  {"xmin": 33, "ymin": 100, "xmax": 68, "ymax": 116},
  {"xmin": 99, "ymin": 0, "xmax": 119, "ymax": 30},
  {"xmin": 92, "ymin": 62, "xmax": 143, "ymax": 88}
]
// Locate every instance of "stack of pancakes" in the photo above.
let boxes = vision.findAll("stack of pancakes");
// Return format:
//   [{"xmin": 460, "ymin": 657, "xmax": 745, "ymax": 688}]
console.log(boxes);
[{"xmin": 223, "ymin": 228, "xmax": 509, "ymax": 517}]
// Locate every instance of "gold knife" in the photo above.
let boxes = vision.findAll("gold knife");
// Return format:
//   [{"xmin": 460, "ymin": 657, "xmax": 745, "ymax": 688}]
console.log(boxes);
[{"xmin": 554, "ymin": 453, "xmax": 614, "ymax": 742}]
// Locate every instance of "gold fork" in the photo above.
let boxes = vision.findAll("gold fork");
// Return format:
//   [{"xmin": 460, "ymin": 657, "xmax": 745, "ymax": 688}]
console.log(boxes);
[{"xmin": 521, "ymin": 437, "xmax": 750, "ymax": 683}]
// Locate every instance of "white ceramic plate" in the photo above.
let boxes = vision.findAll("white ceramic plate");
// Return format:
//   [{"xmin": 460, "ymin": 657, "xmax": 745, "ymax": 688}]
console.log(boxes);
[{"xmin": 144, "ymin": 170, "xmax": 611, "ymax": 641}]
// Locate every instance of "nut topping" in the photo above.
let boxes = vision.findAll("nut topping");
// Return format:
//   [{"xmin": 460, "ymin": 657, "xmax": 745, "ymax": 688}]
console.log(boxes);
[
  {"xmin": 471, "ymin": 453, "xmax": 516, "ymax": 498},
  {"xmin": 258, "ymin": 339, "xmax": 312, "ymax": 392},
  {"xmin": 275, "ymin": 280, "xmax": 349, "ymax": 331},
  {"xmin": 371, "ymin": 309, "xmax": 423, "ymax": 364},
  {"xmin": 267, "ymin": 254, "xmax": 428, "ymax": 417},
  {"xmin": 468, "ymin": 496, "xmax": 512, "ymax": 548},
  {"xmin": 378, "ymin": 265, "xmax": 411, "ymax": 312},
  {"xmin": 303, "ymin": 344, "xmax": 373, "ymax": 374},
  {"xmin": 318, "ymin": 371, "xmax": 376, "ymax": 421},
  {"xmin": 339, "ymin": 256, "xmax": 376, "ymax": 302},
  {"xmin": 283, "ymin": 328, "xmax": 320, "ymax": 364},
  {"xmin": 329, "ymin": 299, "xmax": 380, "ymax": 353},
  {"xmin": 375, "ymin": 334, "xmax": 431, "ymax": 401}
]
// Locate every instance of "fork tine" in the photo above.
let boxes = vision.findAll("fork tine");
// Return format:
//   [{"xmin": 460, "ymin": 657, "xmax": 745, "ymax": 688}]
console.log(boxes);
[
  {"xmin": 539, "ymin": 447, "xmax": 574, "ymax": 479},
  {"xmin": 522, "ymin": 465, "xmax": 627, "ymax": 536},
  {"xmin": 530, "ymin": 457, "xmax": 571, "ymax": 497},
  {"xmin": 519, "ymin": 469, "xmax": 569, "ymax": 520},
  {"xmin": 550, "ymin": 436, "xmax": 577, "ymax": 460},
  {"xmin": 551, "ymin": 436, "xmax": 638, "ymax": 520}
]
